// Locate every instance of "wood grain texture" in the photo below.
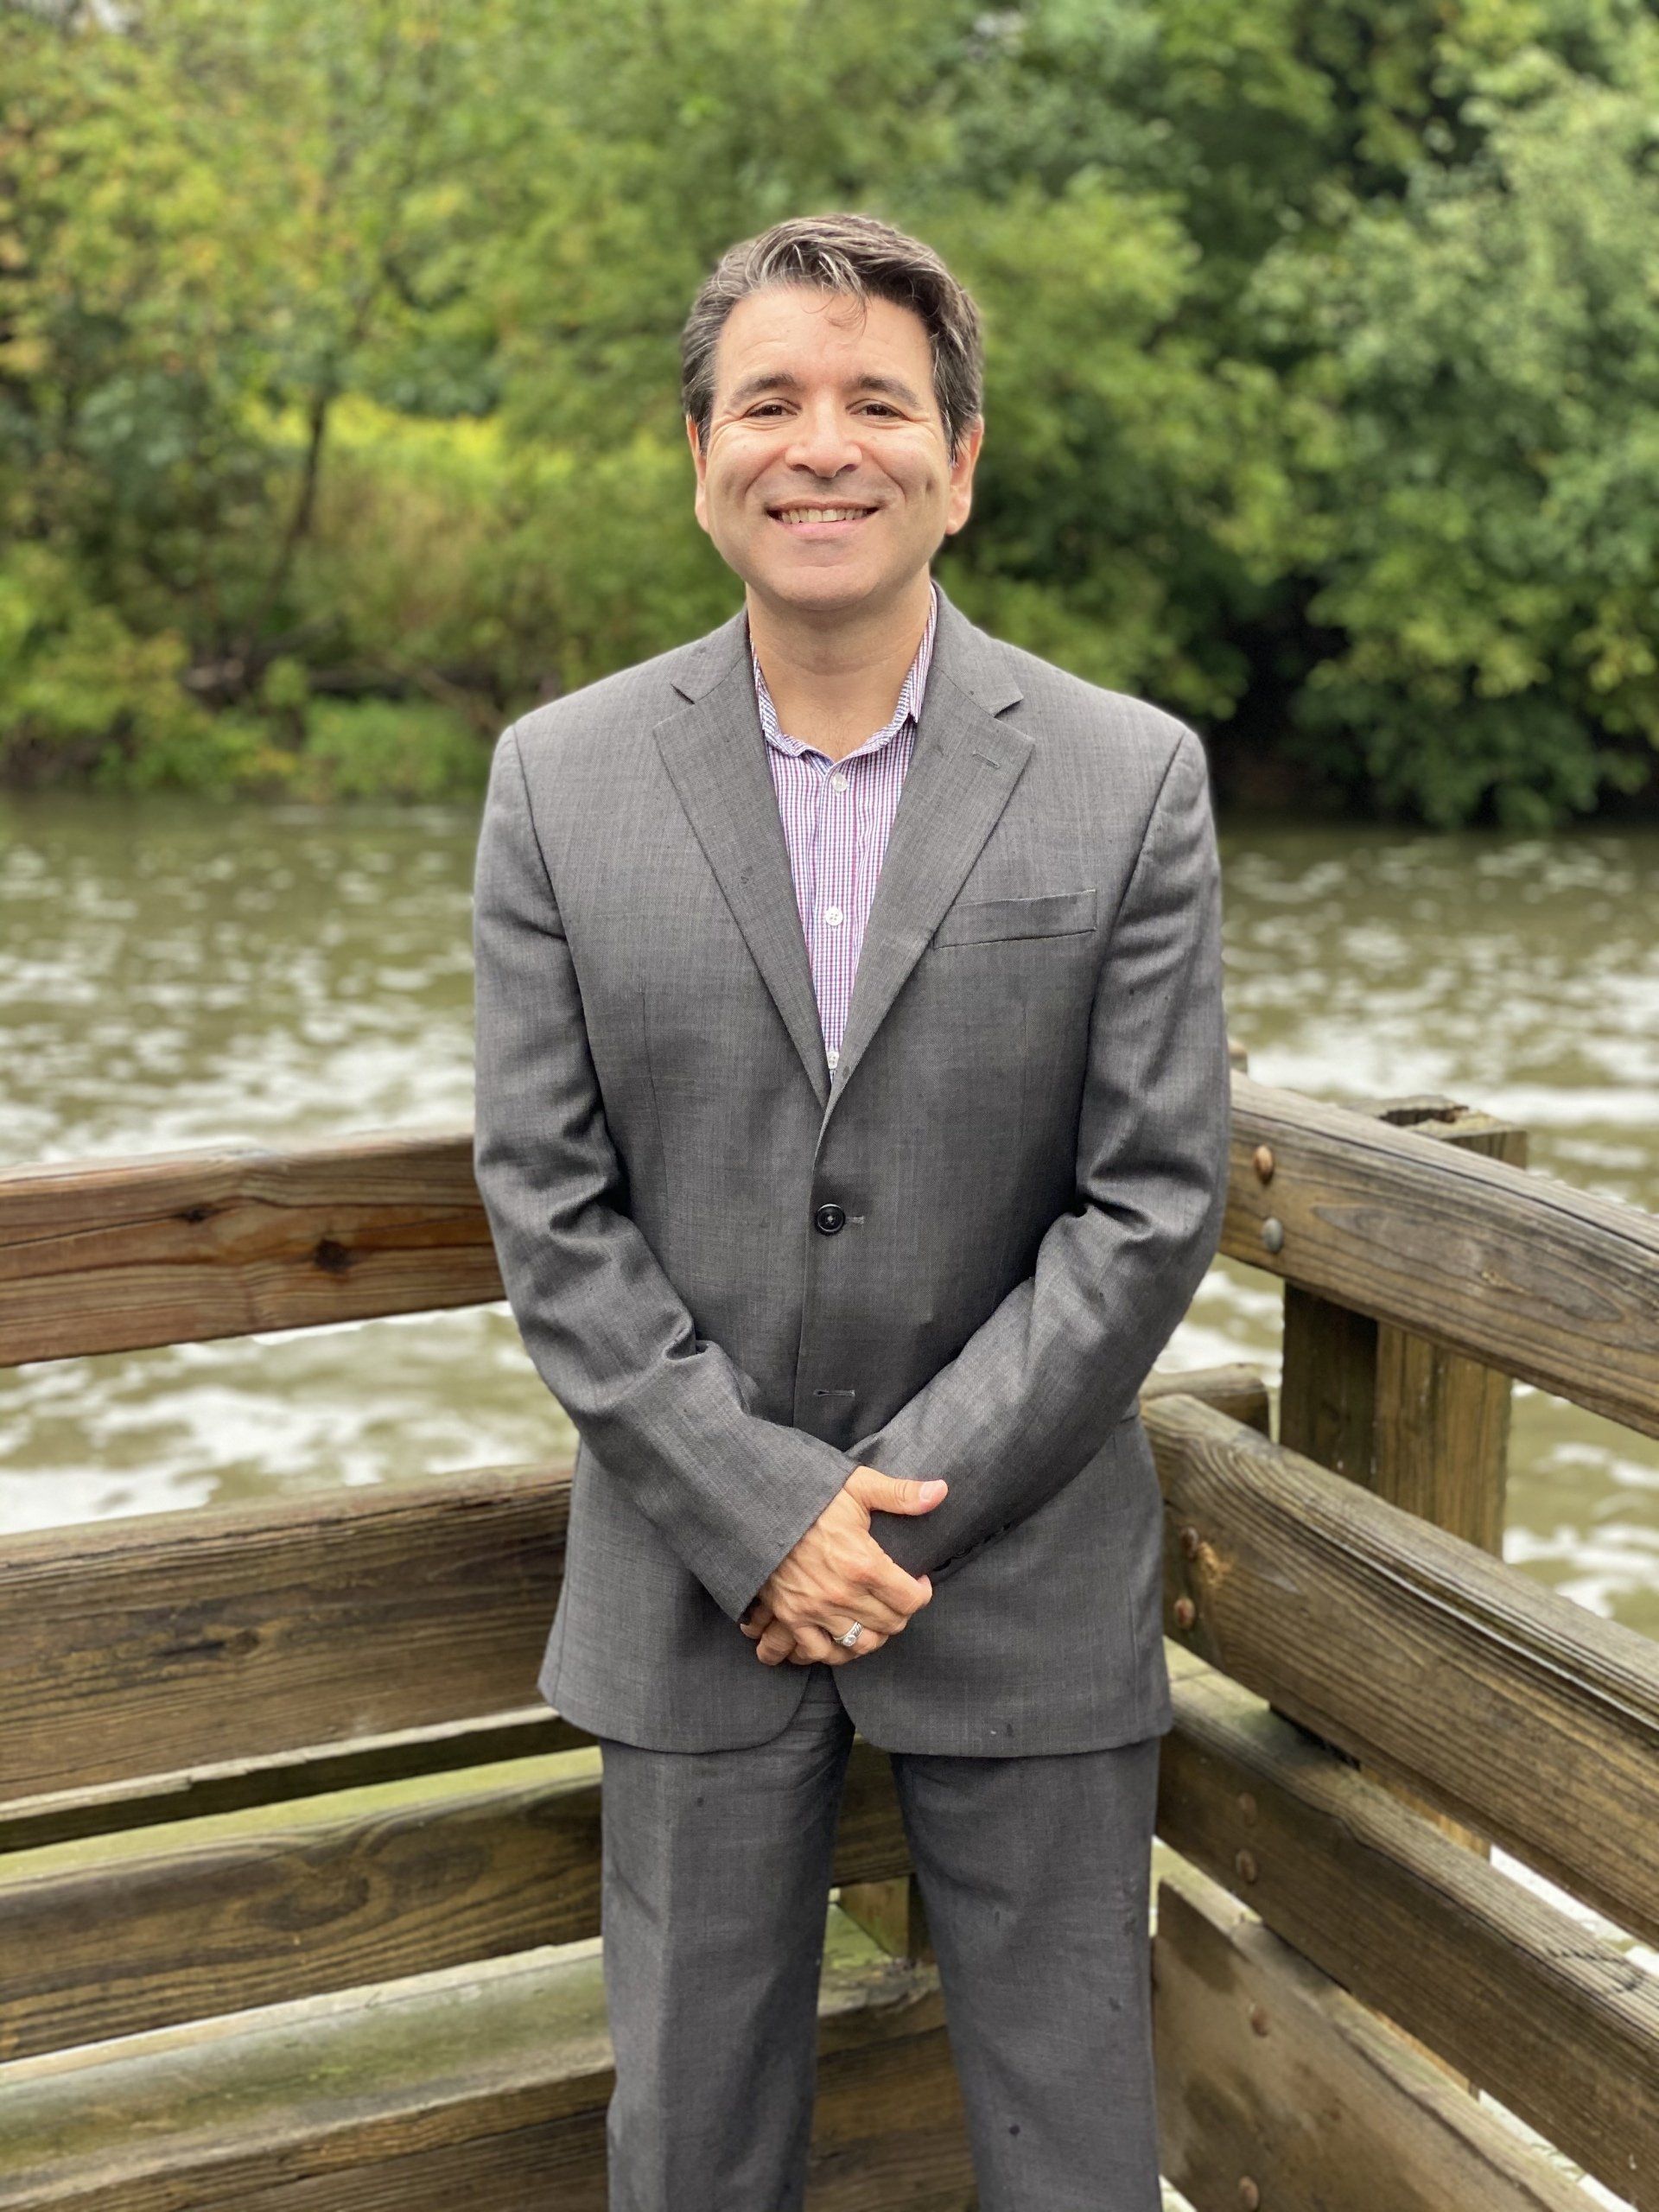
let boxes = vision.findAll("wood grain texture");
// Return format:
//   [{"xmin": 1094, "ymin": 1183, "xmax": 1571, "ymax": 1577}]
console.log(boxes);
[
  {"xmin": 1224, "ymin": 1075, "xmax": 1659, "ymax": 1437},
  {"xmin": 0, "ymin": 1915, "xmax": 971, "ymax": 2212},
  {"xmin": 1278, "ymin": 1101, "xmax": 1525, "ymax": 2056},
  {"xmin": 1159, "ymin": 1651, "xmax": 1659, "ymax": 2208},
  {"xmin": 1154, "ymin": 1862, "xmax": 1588, "ymax": 2212},
  {"xmin": 0, "ymin": 1741, "xmax": 910, "ymax": 2063},
  {"xmin": 10, "ymin": 1063, "xmax": 1659, "ymax": 1446},
  {"xmin": 0, "ymin": 1365, "xmax": 1263, "ymax": 1813},
  {"xmin": 1279, "ymin": 1101, "xmax": 1528, "ymax": 1550},
  {"xmin": 0, "ymin": 1129, "xmax": 497, "ymax": 1365},
  {"xmin": 0, "ymin": 1462, "xmax": 571, "ymax": 1805},
  {"xmin": 836, "ymin": 1873, "xmax": 934, "ymax": 1967},
  {"xmin": 0, "ymin": 1707, "xmax": 586, "ymax": 1856},
  {"xmin": 1152, "ymin": 1392, "xmax": 1659, "ymax": 1948}
]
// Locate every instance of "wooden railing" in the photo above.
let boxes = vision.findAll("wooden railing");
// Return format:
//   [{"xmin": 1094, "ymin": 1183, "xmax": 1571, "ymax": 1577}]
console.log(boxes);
[{"xmin": 1, "ymin": 1073, "xmax": 1656, "ymax": 2210}]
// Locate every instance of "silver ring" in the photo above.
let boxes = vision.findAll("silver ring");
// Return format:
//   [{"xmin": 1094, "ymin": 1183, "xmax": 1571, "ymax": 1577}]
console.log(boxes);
[{"xmin": 836, "ymin": 1620, "xmax": 864, "ymax": 1649}]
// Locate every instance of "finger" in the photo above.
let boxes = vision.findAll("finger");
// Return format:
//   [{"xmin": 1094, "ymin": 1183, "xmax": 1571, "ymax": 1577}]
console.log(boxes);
[
  {"xmin": 848, "ymin": 1467, "xmax": 948, "ymax": 1516},
  {"xmin": 756, "ymin": 1623, "xmax": 795, "ymax": 1665},
  {"xmin": 861, "ymin": 1553, "xmax": 935, "ymax": 1622},
  {"xmin": 823, "ymin": 1588, "xmax": 911, "ymax": 1636},
  {"xmin": 802, "ymin": 1620, "xmax": 890, "ymax": 1668},
  {"xmin": 830, "ymin": 1622, "xmax": 889, "ymax": 1663}
]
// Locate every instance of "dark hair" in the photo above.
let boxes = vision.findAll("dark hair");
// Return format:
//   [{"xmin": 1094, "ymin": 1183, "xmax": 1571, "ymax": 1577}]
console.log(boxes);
[{"xmin": 681, "ymin": 213, "xmax": 984, "ymax": 459}]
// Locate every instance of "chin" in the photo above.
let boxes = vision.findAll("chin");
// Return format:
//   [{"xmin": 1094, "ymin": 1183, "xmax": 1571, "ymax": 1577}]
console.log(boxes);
[{"xmin": 752, "ymin": 562, "xmax": 889, "ymax": 613}]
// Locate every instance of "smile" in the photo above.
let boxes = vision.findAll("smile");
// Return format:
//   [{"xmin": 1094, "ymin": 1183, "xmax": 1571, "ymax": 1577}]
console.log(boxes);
[{"xmin": 767, "ymin": 505, "xmax": 877, "ymax": 527}]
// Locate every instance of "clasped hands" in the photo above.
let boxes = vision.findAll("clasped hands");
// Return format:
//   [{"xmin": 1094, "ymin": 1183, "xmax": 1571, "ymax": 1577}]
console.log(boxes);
[{"xmin": 738, "ymin": 1464, "xmax": 947, "ymax": 1667}]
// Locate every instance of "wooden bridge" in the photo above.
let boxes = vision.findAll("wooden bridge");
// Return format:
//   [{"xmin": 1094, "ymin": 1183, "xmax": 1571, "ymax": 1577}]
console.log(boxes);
[{"xmin": 0, "ymin": 1071, "xmax": 1656, "ymax": 2209}]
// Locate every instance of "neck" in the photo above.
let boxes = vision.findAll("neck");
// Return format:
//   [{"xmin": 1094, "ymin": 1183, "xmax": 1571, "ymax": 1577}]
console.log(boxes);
[{"xmin": 746, "ymin": 571, "xmax": 934, "ymax": 763}]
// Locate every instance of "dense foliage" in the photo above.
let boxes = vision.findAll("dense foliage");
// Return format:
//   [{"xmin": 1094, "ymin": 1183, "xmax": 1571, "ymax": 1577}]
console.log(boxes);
[{"xmin": 3, "ymin": 0, "xmax": 1657, "ymax": 823}]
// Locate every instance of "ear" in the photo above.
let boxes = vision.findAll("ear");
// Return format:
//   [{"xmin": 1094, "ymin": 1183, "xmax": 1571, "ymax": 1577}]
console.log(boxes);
[
  {"xmin": 686, "ymin": 414, "xmax": 710, "ymax": 535},
  {"xmin": 944, "ymin": 416, "xmax": 984, "ymax": 537}
]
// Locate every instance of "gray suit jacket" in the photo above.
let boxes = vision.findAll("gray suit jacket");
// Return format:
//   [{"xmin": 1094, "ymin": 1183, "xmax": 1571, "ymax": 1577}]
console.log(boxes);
[{"xmin": 472, "ymin": 582, "xmax": 1230, "ymax": 1756}]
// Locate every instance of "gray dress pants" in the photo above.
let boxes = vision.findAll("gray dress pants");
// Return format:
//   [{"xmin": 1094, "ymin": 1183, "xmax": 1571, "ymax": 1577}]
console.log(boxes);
[{"xmin": 595, "ymin": 1662, "xmax": 1163, "ymax": 2212}]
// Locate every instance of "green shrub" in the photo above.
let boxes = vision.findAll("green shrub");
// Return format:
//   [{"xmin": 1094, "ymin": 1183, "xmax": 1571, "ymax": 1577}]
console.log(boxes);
[{"xmin": 295, "ymin": 696, "xmax": 487, "ymax": 802}]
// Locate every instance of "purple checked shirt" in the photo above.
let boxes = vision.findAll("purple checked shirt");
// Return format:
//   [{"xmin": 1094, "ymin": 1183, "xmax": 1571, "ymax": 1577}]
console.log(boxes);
[{"xmin": 752, "ymin": 582, "xmax": 938, "ymax": 1077}]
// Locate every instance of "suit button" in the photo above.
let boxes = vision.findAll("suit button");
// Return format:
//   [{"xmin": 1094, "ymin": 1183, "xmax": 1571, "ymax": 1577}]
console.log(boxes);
[{"xmin": 814, "ymin": 1202, "xmax": 847, "ymax": 1236}]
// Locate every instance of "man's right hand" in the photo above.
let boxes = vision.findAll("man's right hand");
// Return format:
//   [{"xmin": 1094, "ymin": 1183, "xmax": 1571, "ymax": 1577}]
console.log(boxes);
[{"xmin": 741, "ymin": 1465, "xmax": 947, "ymax": 1668}]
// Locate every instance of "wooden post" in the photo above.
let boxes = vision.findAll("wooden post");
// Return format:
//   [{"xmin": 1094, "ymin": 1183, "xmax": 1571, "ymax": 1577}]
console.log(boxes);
[
  {"xmin": 836, "ymin": 1874, "xmax": 934, "ymax": 1967},
  {"xmin": 1275, "ymin": 1095, "xmax": 1528, "ymax": 2078},
  {"xmin": 1279, "ymin": 1096, "xmax": 1529, "ymax": 1550}
]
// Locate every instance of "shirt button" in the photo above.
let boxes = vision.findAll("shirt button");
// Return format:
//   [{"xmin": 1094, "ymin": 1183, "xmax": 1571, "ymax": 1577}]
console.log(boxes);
[
  {"xmin": 814, "ymin": 1202, "xmax": 847, "ymax": 1236},
  {"xmin": 826, "ymin": 1047, "xmax": 840, "ymax": 1070},
  {"xmin": 830, "ymin": 772, "xmax": 849, "ymax": 791},
  {"xmin": 823, "ymin": 906, "xmax": 844, "ymax": 928}
]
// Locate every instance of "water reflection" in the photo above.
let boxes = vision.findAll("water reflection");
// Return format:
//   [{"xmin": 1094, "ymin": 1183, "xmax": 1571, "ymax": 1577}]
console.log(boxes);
[{"xmin": 2, "ymin": 797, "xmax": 1656, "ymax": 1636}]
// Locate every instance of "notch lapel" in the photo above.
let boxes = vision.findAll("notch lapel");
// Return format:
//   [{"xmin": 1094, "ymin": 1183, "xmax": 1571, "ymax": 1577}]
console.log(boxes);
[
  {"xmin": 653, "ymin": 619, "xmax": 830, "ymax": 1108},
  {"xmin": 820, "ymin": 592, "xmax": 1033, "ymax": 1135}
]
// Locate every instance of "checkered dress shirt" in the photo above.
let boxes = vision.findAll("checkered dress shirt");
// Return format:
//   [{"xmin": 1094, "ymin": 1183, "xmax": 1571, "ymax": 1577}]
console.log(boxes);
[{"xmin": 751, "ymin": 582, "xmax": 938, "ymax": 1073}]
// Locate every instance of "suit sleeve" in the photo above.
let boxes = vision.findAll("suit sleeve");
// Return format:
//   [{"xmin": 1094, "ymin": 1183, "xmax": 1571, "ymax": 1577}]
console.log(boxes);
[
  {"xmin": 855, "ymin": 723, "xmax": 1231, "ymax": 1583},
  {"xmin": 471, "ymin": 724, "xmax": 856, "ymax": 1623}
]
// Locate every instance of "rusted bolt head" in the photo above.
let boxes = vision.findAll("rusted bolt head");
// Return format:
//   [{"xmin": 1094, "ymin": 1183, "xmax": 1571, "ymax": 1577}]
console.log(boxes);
[
  {"xmin": 1249, "ymin": 2002, "xmax": 1269, "ymax": 2037},
  {"xmin": 1251, "ymin": 1145, "xmax": 1274, "ymax": 1182},
  {"xmin": 1237, "ymin": 1792, "xmax": 1258, "ymax": 1825},
  {"xmin": 1173, "ymin": 1595, "xmax": 1197, "ymax": 1630},
  {"xmin": 1179, "ymin": 1524, "xmax": 1201, "ymax": 1559},
  {"xmin": 1235, "ymin": 1848, "xmax": 1258, "ymax": 1884},
  {"xmin": 1260, "ymin": 1216, "xmax": 1284, "ymax": 1254},
  {"xmin": 1238, "ymin": 2180, "xmax": 1261, "ymax": 2210}
]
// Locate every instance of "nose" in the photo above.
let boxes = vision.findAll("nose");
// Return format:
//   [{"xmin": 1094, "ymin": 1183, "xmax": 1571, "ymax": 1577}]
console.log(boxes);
[{"xmin": 784, "ymin": 399, "xmax": 861, "ymax": 481}]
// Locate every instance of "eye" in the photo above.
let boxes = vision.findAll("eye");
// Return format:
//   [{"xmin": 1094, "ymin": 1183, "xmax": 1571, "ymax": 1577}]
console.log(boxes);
[
  {"xmin": 861, "ymin": 402, "xmax": 901, "ymax": 416},
  {"xmin": 746, "ymin": 402, "xmax": 789, "ymax": 418}
]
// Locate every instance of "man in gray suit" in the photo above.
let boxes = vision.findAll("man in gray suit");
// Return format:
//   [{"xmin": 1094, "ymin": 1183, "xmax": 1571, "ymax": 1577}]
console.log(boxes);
[{"xmin": 472, "ymin": 212, "xmax": 1230, "ymax": 2211}]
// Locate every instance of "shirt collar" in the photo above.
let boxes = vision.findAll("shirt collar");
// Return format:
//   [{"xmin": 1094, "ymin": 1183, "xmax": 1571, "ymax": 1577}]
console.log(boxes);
[{"xmin": 752, "ymin": 580, "xmax": 938, "ymax": 761}]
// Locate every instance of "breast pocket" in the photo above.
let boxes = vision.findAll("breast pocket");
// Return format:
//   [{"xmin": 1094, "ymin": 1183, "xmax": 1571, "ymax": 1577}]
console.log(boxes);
[{"xmin": 931, "ymin": 887, "xmax": 1098, "ymax": 947}]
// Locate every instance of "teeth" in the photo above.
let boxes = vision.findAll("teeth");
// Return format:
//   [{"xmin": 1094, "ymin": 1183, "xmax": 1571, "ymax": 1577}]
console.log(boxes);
[{"xmin": 775, "ymin": 507, "xmax": 870, "ymax": 524}]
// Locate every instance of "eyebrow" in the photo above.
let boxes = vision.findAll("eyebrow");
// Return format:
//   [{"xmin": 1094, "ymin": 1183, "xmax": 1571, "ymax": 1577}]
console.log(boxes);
[{"xmin": 725, "ymin": 371, "xmax": 928, "ymax": 411}]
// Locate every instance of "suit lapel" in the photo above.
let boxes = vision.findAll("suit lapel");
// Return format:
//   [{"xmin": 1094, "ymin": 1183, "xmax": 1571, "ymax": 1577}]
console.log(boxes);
[
  {"xmin": 653, "ymin": 613, "xmax": 830, "ymax": 1107},
  {"xmin": 821, "ymin": 589, "xmax": 1033, "ymax": 1131},
  {"xmin": 651, "ymin": 587, "xmax": 1034, "ymax": 1128}
]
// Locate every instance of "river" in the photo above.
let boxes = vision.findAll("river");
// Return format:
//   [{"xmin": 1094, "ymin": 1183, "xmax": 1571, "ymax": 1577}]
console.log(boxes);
[{"xmin": 2, "ymin": 793, "xmax": 1656, "ymax": 1648}]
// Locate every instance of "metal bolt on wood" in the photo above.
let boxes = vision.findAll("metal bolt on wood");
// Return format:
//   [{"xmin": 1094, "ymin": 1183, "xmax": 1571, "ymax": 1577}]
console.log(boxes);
[
  {"xmin": 1235, "ymin": 1848, "xmax": 1258, "ymax": 1884},
  {"xmin": 1238, "ymin": 2180, "xmax": 1261, "ymax": 2210},
  {"xmin": 1173, "ymin": 1595, "xmax": 1196, "ymax": 1630},
  {"xmin": 1249, "ymin": 2003, "xmax": 1269, "ymax": 2037},
  {"xmin": 1237, "ymin": 1792, "xmax": 1257, "ymax": 1825},
  {"xmin": 1251, "ymin": 1144, "xmax": 1274, "ymax": 1181},
  {"xmin": 1260, "ymin": 1216, "xmax": 1284, "ymax": 1254},
  {"xmin": 1179, "ymin": 1523, "xmax": 1201, "ymax": 1559}
]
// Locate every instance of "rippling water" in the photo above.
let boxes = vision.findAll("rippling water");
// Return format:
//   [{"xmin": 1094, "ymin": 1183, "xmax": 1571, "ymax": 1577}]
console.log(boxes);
[{"xmin": 3, "ymin": 795, "xmax": 1656, "ymax": 1642}]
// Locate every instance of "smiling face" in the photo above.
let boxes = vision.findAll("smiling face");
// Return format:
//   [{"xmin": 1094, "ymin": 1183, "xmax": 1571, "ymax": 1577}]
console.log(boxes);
[{"xmin": 687, "ymin": 283, "xmax": 982, "ymax": 621}]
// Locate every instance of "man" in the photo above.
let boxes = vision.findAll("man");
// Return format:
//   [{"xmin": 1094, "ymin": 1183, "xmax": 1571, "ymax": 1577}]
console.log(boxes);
[{"xmin": 472, "ymin": 212, "xmax": 1230, "ymax": 2212}]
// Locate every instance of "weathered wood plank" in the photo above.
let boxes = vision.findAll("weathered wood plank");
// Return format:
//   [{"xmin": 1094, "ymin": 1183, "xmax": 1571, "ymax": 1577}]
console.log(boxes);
[
  {"xmin": 0, "ymin": 1708, "xmax": 582, "ymax": 1856},
  {"xmin": 1159, "ymin": 1652, "xmax": 1659, "ymax": 2207},
  {"xmin": 836, "ymin": 1874, "xmax": 934, "ymax": 1967},
  {"xmin": 0, "ymin": 1741, "xmax": 911, "ymax": 2063},
  {"xmin": 1225, "ymin": 1074, "xmax": 1659, "ymax": 1438},
  {"xmin": 0, "ymin": 1912, "xmax": 972, "ymax": 2212},
  {"xmin": 10, "ymin": 1069, "xmax": 1659, "ymax": 1446},
  {"xmin": 0, "ymin": 1130, "xmax": 499, "ymax": 1366},
  {"xmin": 1280, "ymin": 1100, "xmax": 1528, "ymax": 1549},
  {"xmin": 1278, "ymin": 1098, "xmax": 1526, "ymax": 2070},
  {"xmin": 0, "ymin": 1462, "xmax": 569, "ymax": 1806},
  {"xmin": 1153, "ymin": 1393, "xmax": 1659, "ymax": 1948},
  {"xmin": 1154, "ymin": 1861, "xmax": 1588, "ymax": 2212},
  {"xmin": 0, "ymin": 1365, "xmax": 1265, "ymax": 1812}
]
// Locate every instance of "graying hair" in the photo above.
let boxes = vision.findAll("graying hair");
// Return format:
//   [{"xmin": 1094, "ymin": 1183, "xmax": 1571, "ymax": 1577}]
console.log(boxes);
[{"xmin": 681, "ymin": 213, "xmax": 984, "ymax": 460}]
